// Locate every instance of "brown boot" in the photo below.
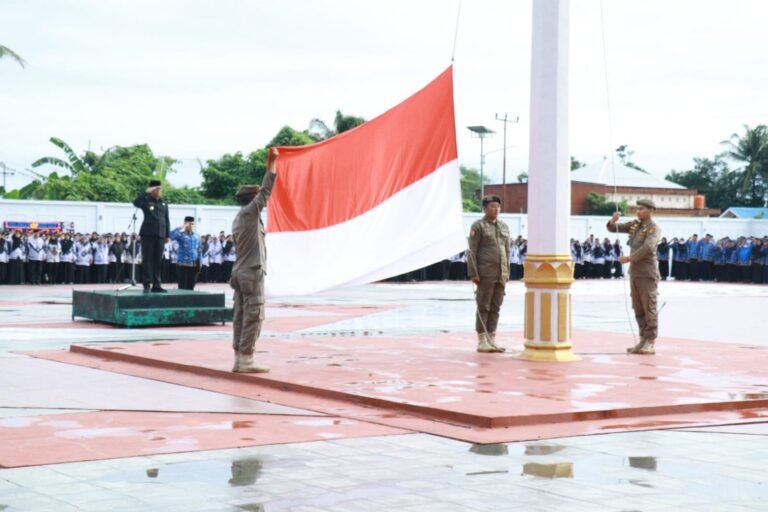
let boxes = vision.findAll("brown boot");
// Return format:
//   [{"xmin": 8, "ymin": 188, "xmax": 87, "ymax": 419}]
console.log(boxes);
[
  {"xmin": 627, "ymin": 339, "xmax": 645, "ymax": 354},
  {"xmin": 476, "ymin": 333, "xmax": 496, "ymax": 353},
  {"xmin": 636, "ymin": 341, "xmax": 655, "ymax": 355},
  {"xmin": 232, "ymin": 353, "xmax": 270, "ymax": 373},
  {"xmin": 487, "ymin": 332, "xmax": 506, "ymax": 353}
]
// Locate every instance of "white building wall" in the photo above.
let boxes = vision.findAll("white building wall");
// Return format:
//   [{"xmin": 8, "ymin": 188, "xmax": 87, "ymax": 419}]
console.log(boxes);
[{"xmin": 2, "ymin": 198, "xmax": 767, "ymax": 242}]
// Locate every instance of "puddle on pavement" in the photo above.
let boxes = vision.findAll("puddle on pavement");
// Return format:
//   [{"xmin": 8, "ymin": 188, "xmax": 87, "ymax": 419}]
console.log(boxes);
[
  {"xmin": 523, "ymin": 462, "xmax": 573, "ymax": 478},
  {"xmin": 730, "ymin": 392, "xmax": 768, "ymax": 400},
  {"xmin": 469, "ymin": 443, "xmax": 509, "ymax": 456},
  {"xmin": 525, "ymin": 443, "xmax": 564, "ymax": 455},
  {"xmin": 235, "ymin": 504, "xmax": 264, "ymax": 512},
  {"xmin": 101, "ymin": 457, "xmax": 266, "ymax": 488},
  {"xmin": 628, "ymin": 456, "xmax": 657, "ymax": 471}
]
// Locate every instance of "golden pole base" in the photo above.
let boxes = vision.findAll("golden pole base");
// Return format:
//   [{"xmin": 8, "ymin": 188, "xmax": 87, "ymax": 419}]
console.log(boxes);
[{"xmin": 517, "ymin": 342, "xmax": 581, "ymax": 362}]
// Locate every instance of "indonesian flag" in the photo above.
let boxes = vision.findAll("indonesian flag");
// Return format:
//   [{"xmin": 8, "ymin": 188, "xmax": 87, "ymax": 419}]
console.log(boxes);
[{"xmin": 265, "ymin": 66, "xmax": 465, "ymax": 297}]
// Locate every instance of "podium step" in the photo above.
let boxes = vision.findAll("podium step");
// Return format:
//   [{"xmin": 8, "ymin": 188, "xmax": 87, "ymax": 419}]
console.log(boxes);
[{"xmin": 72, "ymin": 290, "xmax": 233, "ymax": 327}]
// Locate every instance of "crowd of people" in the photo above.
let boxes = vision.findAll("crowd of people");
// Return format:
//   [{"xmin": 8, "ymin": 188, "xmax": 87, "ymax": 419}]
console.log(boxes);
[
  {"xmin": 658, "ymin": 234, "xmax": 768, "ymax": 284},
  {"xmin": 1, "ymin": 229, "xmax": 767, "ymax": 287},
  {"xmin": 0, "ymin": 229, "xmax": 237, "ymax": 286}
]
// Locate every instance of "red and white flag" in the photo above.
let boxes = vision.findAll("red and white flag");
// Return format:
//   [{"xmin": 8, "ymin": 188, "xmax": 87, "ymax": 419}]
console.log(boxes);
[{"xmin": 265, "ymin": 66, "xmax": 465, "ymax": 297}]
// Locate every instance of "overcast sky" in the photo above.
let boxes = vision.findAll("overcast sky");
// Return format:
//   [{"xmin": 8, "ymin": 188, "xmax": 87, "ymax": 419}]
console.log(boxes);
[{"xmin": 3, "ymin": 0, "xmax": 767, "ymax": 192}]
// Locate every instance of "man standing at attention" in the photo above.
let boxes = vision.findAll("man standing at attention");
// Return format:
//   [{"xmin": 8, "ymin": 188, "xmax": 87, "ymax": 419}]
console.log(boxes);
[
  {"xmin": 171, "ymin": 216, "xmax": 202, "ymax": 290},
  {"xmin": 467, "ymin": 195, "xmax": 510, "ymax": 353},
  {"xmin": 133, "ymin": 179, "xmax": 171, "ymax": 293},
  {"xmin": 607, "ymin": 199, "xmax": 661, "ymax": 355},
  {"xmin": 230, "ymin": 148, "xmax": 278, "ymax": 373}
]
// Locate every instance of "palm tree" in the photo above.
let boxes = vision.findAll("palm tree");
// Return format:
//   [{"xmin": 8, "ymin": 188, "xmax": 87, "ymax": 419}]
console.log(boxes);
[
  {"xmin": 721, "ymin": 124, "xmax": 768, "ymax": 203},
  {"xmin": 0, "ymin": 45, "xmax": 26, "ymax": 68}
]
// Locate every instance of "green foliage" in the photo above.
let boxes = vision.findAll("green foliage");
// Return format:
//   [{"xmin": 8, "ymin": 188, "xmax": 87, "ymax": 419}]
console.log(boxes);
[
  {"xmin": 306, "ymin": 110, "xmax": 366, "ymax": 141},
  {"xmin": 666, "ymin": 155, "xmax": 765, "ymax": 209},
  {"xmin": 200, "ymin": 150, "xmax": 267, "ymax": 203},
  {"xmin": 12, "ymin": 140, "xmax": 201, "ymax": 203},
  {"xmin": 268, "ymin": 126, "xmax": 316, "ymax": 147},
  {"xmin": 570, "ymin": 156, "xmax": 585, "ymax": 170},
  {"xmin": 585, "ymin": 192, "xmax": 628, "ymax": 216},
  {"xmin": 0, "ymin": 44, "xmax": 25, "ymax": 68},
  {"xmin": 721, "ymin": 124, "xmax": 768, "ymax": 205},
  {"xmin": 460, "ymin": 165, "xmax": 488, "ymax": 212}
]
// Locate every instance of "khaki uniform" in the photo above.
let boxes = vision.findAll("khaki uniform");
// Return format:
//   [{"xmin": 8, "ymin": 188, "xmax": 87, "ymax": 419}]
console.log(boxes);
[
  {"xmin": 607, "ymin": 218, "xmax": 661, "ymax": 342},
  {"xmin": 467, "ymin": 217, "xmax": 510, "ymax": 334},
  {"xmin": 230, "ymin": 172, "xmax": 276, "ymax": 356}
]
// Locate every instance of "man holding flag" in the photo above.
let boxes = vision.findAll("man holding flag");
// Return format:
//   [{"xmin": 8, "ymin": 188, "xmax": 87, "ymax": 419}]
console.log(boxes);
[{"xmin": 230, "ymin": 148, "xmax": 278, "ymax": 373}]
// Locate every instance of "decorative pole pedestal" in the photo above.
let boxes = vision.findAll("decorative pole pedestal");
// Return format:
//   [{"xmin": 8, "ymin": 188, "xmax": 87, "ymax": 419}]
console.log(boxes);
[{"xmin": 518, "ymin": 0, "xmax": 579, "ymax": 362}]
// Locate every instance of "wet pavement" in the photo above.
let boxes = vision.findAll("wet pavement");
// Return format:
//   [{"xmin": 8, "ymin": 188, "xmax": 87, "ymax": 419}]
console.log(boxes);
[{"xmin": 1, "ymin": 280, "xmax": 767, "ymax": 510}]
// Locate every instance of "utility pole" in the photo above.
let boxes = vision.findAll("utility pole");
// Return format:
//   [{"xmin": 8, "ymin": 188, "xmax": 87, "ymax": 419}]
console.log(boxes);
[
  {"xmin": 495, "ymin": 113, "xmax": 520, "ymax": 210},
  {"xmin": 0, "ymin": 162, "xmax": 16, "ymax": 197},
  {"xmin": 467, "ymin": 126, "xmax": 495, "ymax": 199}
]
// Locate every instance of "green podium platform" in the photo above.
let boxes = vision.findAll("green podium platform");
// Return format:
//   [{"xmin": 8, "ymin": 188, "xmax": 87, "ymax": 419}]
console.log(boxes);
[{"xmin": 72, "ymin": 289, "xmax": 233, "ymax": 327}]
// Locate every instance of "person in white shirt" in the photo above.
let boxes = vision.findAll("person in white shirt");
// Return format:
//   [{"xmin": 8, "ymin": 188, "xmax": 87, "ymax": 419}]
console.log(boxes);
[
  {"xmin": 59, "ymin": 233, "xmax": 75, "ymax": 284},
  {"xmin": 75, "ymin": 235, "xmax": 93, "ymax": 284},
  {"xmin": 210, "ymin": 234, "xmax": 224, "ymax": 282},
  {"xmin": 26, "ymin": 230, "xmax": 45, "ymax": 285},
  {"xmin": 199, "ymin": 235, "xmax": 211, "ymax": 283},
  {"xmin": 222, "ymin": 234, "xmax": 236, "ymax": 282},
  {"xmin": 0, "ymin": 232, "xmax": 9, "ymax": 284},
  {"xmin": 93, "ymin": 235, "xmax": 110, "ymax": 283}
]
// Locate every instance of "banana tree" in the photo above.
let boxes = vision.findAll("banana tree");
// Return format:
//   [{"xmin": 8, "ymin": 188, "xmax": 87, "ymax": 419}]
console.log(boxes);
[
  {"xmin": 31, "ymin": 137, "xmax": 91, "ymax": 175},
  {"xmin": 0, "ymin": 45, "xmax": 25, "ymax": 68}
]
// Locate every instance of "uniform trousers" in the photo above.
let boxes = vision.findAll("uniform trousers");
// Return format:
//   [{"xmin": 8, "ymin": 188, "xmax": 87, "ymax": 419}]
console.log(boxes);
[
  {"xmin": 177, "ymin": 264, "xmax": 198, "ymax": 290},
  {"xmin": 141, "ymin": 236, "xmax": 164, "ymax": 288},
  {"xmin": 474, "ymin": 277, "xmax": 506, "ymax": 334},
  {"xmin": 230, "ymin": 266, "xmax": 265, "ymax": 356},
  {"xmin": 630, "ymin": 277, "xmax": 658, "ymax": 342}
]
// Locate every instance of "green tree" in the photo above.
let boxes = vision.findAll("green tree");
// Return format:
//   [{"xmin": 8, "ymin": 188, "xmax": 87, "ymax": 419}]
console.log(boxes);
[
  {"xmin": 0, "ymin": 44, "xmax": 25, "ymax": 68},
  {"xmin": 615, "ymin": 144, "xmax": 647, "ymax": 173},
  {"xmin": 585, "ymin": 192, "xmax": 628, "ymax": 216},
  {"xmin": 15, "ymin": 139, "xmax": 195, "ymax": 202},
  {"xmin": 307, "ymin": 110, "xmax": 366, "ymax": 141},
  {"xmin": 721, "ymin": 124, "xmax": 768, "ymax": 205},
  {"xmin": 200, "ymin": 150, "xmax": 267, "ymax": 203},
  {"xmin": 268, "ymin": 126, "xmax": 316, "ymax": 147},
  {"xmin": 571, "ymin": 156, "xmax": 585, "ymax": 170},
  {"xmin": 666, "ymin": 156, "xmax": 736, "ymax": 211},
  {"xmin": 460, "ymin": 165, "xmax": 488, "ymax": 212}
]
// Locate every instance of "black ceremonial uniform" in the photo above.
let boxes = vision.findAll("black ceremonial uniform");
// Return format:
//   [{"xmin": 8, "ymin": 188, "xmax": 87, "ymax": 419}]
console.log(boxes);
[{"xmin": 133, "ymin": 191, "xmax": 171, "ymax": 291}]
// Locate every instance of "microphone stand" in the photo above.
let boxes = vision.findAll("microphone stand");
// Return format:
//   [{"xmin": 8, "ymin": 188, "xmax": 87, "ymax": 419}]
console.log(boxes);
[{"xmin": 118, "ymin": 209, "xmax": 141, "ymax": 291}]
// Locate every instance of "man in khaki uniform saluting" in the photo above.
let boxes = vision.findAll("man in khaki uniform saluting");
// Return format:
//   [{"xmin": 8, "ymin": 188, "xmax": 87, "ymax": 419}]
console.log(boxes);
[
  {"xmin": 468, "ymin": 195, "xmax": 510, "ymax": 353},
  {"xmin": 230, "ymin": 148, "xmax": 278, "ymax": 373},
  {"xmin": 607, "ymin": 199, "xmax": 661, "ymax": 355}
]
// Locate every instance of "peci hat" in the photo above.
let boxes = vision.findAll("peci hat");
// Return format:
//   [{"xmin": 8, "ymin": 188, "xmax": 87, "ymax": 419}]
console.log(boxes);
[
  {"xmin": 184, "ymin": 216, "xmax": 195, "ymax": 223},
  {"xmin": 235, "ymin": 185, "xmax": 260, "ymax": 197},
  {"xmin": 636, "ymin": 198, "xmax": 656, "ymax": 209},
  {"xmin": 149, "ymin": 179, "xmax": 162, "ymax": 187},
  {"xmin": 481, "ymin": 194, "xmax": 502, "ymax": 207}
]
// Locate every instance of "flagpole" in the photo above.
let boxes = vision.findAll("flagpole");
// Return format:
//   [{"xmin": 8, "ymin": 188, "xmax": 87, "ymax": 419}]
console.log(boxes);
[{"xmin": 518, "ymin": 0, "xmax": 579, "ymax": 362}]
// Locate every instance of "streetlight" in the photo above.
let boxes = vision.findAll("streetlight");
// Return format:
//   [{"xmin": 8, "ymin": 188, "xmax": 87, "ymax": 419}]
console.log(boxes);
[
  {"xmin": 467, "ymin": 125, "xmax": 495, "ymax": 199},
  {"xmin": 495, "ymin": 113, "xmax": 519, "ymax": 206}
]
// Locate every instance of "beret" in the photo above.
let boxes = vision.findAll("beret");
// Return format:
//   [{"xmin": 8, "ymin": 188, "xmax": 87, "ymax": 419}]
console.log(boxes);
[
  {"xmin": 235, "ymin": 185, "xmax": 260, "ymax": 197},
  {"xmin": 636, "ymin": 198, "xmax": 656, "ymax": 209}
]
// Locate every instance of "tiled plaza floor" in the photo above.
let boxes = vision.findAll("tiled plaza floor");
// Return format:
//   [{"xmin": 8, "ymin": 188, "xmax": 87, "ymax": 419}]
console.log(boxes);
[{"xmin": 1, "ymin": 279, "xmax": 767, "ymax": 511}]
